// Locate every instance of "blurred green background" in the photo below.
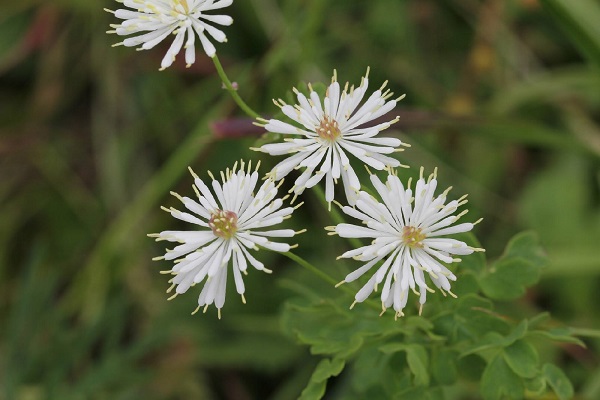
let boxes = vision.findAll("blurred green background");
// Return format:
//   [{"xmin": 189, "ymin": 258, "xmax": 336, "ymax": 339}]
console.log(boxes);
[{"xmin": 1, "ymin": 0, "xmax": 599, "ymax": 399}]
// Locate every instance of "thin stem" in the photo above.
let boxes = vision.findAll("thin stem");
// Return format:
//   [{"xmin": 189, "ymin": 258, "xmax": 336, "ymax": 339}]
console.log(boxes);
[
  {"xmin": 311, "ymin": 184, "xmax": 363, "ymax": 249},
  {"xmin": 570, "ymin": 327, "xmax": 600, "ymax": 339},
  {"xmin": 282, "ymin": 251, "xmax": 381, "ymax": 311},
  {"xmin": 282, "ymin": 251, "xmax": 339, "ymax": 287},
  {"xmin": 212, "ymin": 55, "xmax": 261, "ymax": 119},
  {"xmin": 65, "ymin": 102, "xmax": 227, "ymax": 323}
]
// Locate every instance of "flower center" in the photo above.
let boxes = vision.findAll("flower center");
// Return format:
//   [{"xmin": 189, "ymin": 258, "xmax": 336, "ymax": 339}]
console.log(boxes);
[
  {"xmin": 209, "ymin": 209, "xmax": 238, "ymax": 239},
  {"xmin": 316, "ymin": 116, "xmax": 342, "ymax": 142},
  {"xmin": 402, "ymin": 226, "xmax": 426, "ymax": 248}
]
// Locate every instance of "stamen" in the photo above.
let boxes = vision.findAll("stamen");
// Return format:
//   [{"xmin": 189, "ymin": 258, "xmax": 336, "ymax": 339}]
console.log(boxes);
[{"xmin": 209, "ymin": 209, "xmax": 239, "ymax": 239}]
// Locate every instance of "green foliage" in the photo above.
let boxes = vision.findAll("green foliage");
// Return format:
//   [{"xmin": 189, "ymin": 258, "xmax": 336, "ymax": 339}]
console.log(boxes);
[
  {"xmin": 540, "ymin": 0, "xmax": 600, "ymax": 67},
  {"xmin": 543, "ymin": 363, "xmax": 575, "ymax": 400},
  {"xmin": 480, "ymin": 232, "xmax": 546, "ymax": 300},
  {"xmin": 282, "ymin": 231, "xmax": 585, "ymax": 399},
  {"xmin": 481, "ymin": 355, "xmax": 524, "ymax": 400},
  {"xmin": 299, "ymin": 358, "xmax": 345, "ymax": 400},
  {"xmin": 2, "ymin": 0, "xmax": 599, "ymax": 399}
]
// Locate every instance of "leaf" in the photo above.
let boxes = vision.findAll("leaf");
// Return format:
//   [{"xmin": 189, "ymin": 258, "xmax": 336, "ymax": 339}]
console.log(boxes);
[
  {"xmin": 503, "ymin": 340, "xmax": 539, "ymax": 378},
  {"xmin": 0, "ymin": 10, "xmax": 30, "ymax": 67},
  {"xmin": 281, "ymin": 297, "xmax": 433, "ymax": 359},
  {"xmin": 478, "ymin": 232, "xmax": 546, "ymax": 301},
  {"xmin": 431, "ymin": 349, "xmax": 458, "ymax": 385},
  {"xmin": 452, "ymin": 294, "xmax": 510, "ymax": 339},
  {"xmin": 299, "ymin": 358, "xmax": 345, "ymax": 400},
  {"xmin": 490, "ymin": 67, "xmax": 600, "ymax": 115},
  {"xmin": 501, "ymin": 231, "xmax": 547, "ymax": 268},
  {"xmin": 528, "ymin": 312, "xmax": 551, "ymax": 328},
  {"xmin": 481, "ymin": 356, "xmax": 524, "ymax": 400},
  {"xmin": 379, "ymin": 343, "xmax": 430, "ymax": 386},
  {"xmin": 504, "ymin": 320, "xmax": 529, "ymax": 345},
  {"xmin": 480, "ymin": 257, "xmax": 540, "ymax": 300},
  {"xmin": 352, "ymin": 346, "xmax": 390, "ymax": 392},
  {"xmin": 543, "ymin": 363, "xmax": 574, "ymax": 400},
  {"xmin": 530, "ymin": 328, "xmax": 586, "ymax": 348},
  {"xmin": 524, "ymin": 374, "xmax": 547, "ymax": 396},
  {"xmin": 452, "ymin": 273, "xmax": 480, "ymax": 297},
  {"xmin": 460, "ymin": 320, "xmax": 528, "ymax": 358},
  {"xmin": 460, "ymin": 332, "xmax": 506, "ymax": 358},
  {"xmin": 457, "ymin": 355, "xmax": 486, "ymax": 382},
  {"xmin": 540, "ymin": 0, "xmax": 600, "ymax": 67}
]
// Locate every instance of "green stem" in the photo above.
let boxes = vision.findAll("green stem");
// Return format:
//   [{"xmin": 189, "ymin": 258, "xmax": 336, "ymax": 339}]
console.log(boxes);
[
  {"xmin": 282, "ymin": 251, "xmax": 381, "ymax": 311},
  {"xmin": 283, "ymin": 251, "xmax": 339, "ymax": 287},
  {"xmin": 66, "ymin": 102, "xmax": 227, "ymax": 323},
  {"xmin": 311, "ymin": 184, "xmax": 363, "ymax": 249},
  {"xmin": 570, "ymin": 327, "xmax": 600, "ymax": 339},
  {"xmin": 212, "ymin": 55, "xmax": 261, "ymax": 119}
]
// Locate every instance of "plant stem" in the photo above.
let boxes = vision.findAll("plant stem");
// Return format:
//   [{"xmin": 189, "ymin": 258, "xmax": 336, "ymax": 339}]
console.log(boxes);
[
  {"xmin": 283, "ymin": 251, "xmax": 339, "ymax": 287},
  {"xmin": 282, "ymin": 251, "xmax": 382, "ymax": 311},
  {"xmin": 66, "ymin": 102, "xmax": 227, "ymax": 323},
  {"xmin": 310, "ymin": 184, "xmax": 363, "ymax": 249},
  {"xmin": 212, "ymin": 55, "xmax": 261, "ymax": 119}
]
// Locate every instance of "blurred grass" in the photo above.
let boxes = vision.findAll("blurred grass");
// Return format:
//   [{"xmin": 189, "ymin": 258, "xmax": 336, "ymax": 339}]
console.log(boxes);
[{"xmin": 1, "ymin": 0, "xmax": 599, "ymax": 399}]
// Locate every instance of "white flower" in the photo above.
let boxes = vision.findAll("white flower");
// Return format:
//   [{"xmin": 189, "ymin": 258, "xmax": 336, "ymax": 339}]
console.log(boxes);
[
  {"xmin": 105, "ymin": 0, "xmax": 234, "ymax": 70},
  {"xmin": 253, "ymin": 68, "xmax": 407, "ymax": 206},
  {"xmin": 330, "ymin": 168, "xmax": 483, "ymax": 319},
  {"xmin": 150, "ymin": 161, "xmax": 302, "ymax": 318}
]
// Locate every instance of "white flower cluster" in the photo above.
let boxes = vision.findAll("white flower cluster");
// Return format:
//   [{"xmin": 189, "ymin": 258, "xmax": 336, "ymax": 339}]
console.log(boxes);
[
  {"xmin": 330, "ymin": 168, "xmax": 482, "ymax": 319},
  {"xmin": 252, "ymin": 71, "xmax": 482, "ymax": 317},
  {"xmin": 150, "ymin": 161, "xmax": 302, "ymax": 318},
  {"xmin": 106, "ymin": 0, "xmax": 233, "ymax": 69},
  {"xmin": 117, "ymin": 3, "xmax": 485, "ymax": 318},
  {"xmin": 254, "ymin": 69, "xmax": 406, "ymax": 206}
]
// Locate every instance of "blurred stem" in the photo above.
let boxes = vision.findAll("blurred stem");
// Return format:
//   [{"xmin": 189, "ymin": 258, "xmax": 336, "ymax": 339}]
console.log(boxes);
[
  {"xmin": 213, "ymin": 55, "xmax": 367, "ymax": 250},
  {"xmin": 310, "ymin": 184, "xmax": 363, "ymax": 249},
  {"xmin": 570, "ymin": 327, "xmax": 600, "ymax": 339},
  {"xmin": 283, "ymin": 251, "xmax": 339, "ymax": 287},
  {"xmin": 282, "ymin": 252, "xmax": 381, "ymax": 311},
  {"xmin": 66, "ymin": 103, "xmax": 226, "ymax": 323},
  {"xmin": 212, "ymin": 55, "xmax": 261, "ymax": 119}
]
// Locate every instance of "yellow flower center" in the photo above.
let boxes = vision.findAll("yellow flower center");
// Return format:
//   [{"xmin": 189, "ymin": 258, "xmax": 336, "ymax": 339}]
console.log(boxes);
[
  {"xmin": 402, "ymin": 226, "xmax": 426, "ymax": 248},
  {"xmin": 316, "ymin": 116, "xmax": 342, "ymax": 142},
  {"xmin": 209, "ymin": 209, "xmax": 238, "ymax": 239}
]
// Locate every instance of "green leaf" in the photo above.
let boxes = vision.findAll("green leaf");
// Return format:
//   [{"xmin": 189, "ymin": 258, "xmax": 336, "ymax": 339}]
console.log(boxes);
[
  {"xmin": 503, "ymin": 340, "xmax": 539, "ymax": 378},
  {"xmin": 352, "ymin": 346, "xmax": 390, "ymax": 393},
  {"xmin": 379, "ymin": 343, "xmax": 430, "ymax": 386},
  {"xmin": 299, "ymin": 358, "xmax": 345, "ymax": 400},
  {"xmin": 460, "ymin": 332, "xmax": 506, "ymax": 358},
  {"xmin": 281, "ymin": 297, "xmax": 433, "ymax": 359},
  {"xmin": 524, "ymin": 375, "xmax": 547, "ymax": 396},
  {"xmin": 478, "ymin": 232, "xmax": 546, "ymax": 301},
  {"xmin": 480, "ymin": 257, "xmax": 540, "ymax": 300},
  {"xmin": 481, "ymin": 356, "xmax": 524, "ymax": 400},
  {"xmin": 543, "ymin": 363, "xmax": 574, "ymax": 400},
  {"xmin": 457, "ymin": 355, "xmax": 486, "ymax": 382},
  {"xmin": 451, "ymin": 273, "xmax": 479, "ymax": 297},
  {"xmin": 540, "ymin": 0, "xmax": 600, "ymax": 67},
  {"xmin": 431, "ymin": 349, "xmax": 458, "ymax": 385},
  {"xmin": 528, "ymin": 312, "xmax": 551, "ymax": 329},
  {"xmin": 0, "ymin": 10, "xmax": 30, "ymax": 67},
  {"xmin": 530, "ymin": 328, "xmax": 586, "ymax": 348},
  {"xmin": 460, "ymin": 320, "xmax": 528, "ymax": 358},
  {"xmin": 452, "ymin": 295, "xmax": 510, "ymax": 339},
  {"xmin": 504, "ymin": 320, "xmax": 529, "ymax": 345},
  {"xmin": 490, "ymin": 67, "xmax": 600, "ymax": 115},
  {"xmin": 501, "ymin": 231, "xmax": 547, "ymax": 268}
]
